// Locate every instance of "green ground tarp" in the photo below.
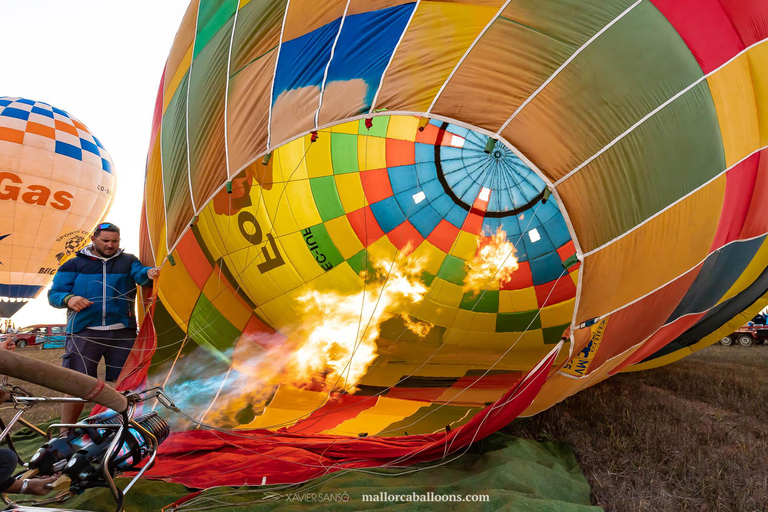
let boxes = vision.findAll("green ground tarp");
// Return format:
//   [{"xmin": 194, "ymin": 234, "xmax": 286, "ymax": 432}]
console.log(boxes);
[{"xmin": 4, "ymin": 422, "xmax": 599, "ymax": 511}]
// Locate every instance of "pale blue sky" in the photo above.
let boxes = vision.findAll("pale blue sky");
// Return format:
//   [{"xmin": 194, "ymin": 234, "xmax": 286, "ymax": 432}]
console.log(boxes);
[{"xmin": 1, "ymin": 0, "xmax": 190, "ymax": 326}]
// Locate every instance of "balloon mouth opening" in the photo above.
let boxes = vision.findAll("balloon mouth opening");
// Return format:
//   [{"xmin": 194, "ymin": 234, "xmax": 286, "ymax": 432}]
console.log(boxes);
[
  {"xmin": 149, "ymin": 114, "xmax": 577, "ymax": 433},
  {"xmin": 433, "ymin": 120, "xmax": 549, "ymax": 218}
]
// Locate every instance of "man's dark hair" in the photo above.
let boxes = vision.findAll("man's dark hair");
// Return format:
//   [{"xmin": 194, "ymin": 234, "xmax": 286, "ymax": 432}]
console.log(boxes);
[{"xmin": 93, "ymin": 222, "xmax": 120, "ymax": 238}]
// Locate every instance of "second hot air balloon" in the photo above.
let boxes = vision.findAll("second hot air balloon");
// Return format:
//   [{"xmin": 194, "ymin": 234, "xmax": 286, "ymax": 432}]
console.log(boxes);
[{"xmin": 0, "ymin": 97, "xmax": 115, "ymax": 318}]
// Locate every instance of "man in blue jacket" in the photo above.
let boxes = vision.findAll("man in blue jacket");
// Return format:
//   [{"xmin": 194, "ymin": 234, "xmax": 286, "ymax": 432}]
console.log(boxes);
[{"xmin": 48, "ymin": 222, "xmax": 158, "ymax": 427}]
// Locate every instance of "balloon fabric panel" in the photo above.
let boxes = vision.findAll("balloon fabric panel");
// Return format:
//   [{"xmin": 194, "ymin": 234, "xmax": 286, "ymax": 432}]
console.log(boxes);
[{"xmin": 133, "ymin": 0, "xmax": 768, "ymax": 487}]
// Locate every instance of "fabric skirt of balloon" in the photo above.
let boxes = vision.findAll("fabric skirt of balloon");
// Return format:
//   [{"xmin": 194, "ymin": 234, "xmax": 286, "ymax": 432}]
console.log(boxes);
[{"xmin": 108, "ymin": 310, "xmax": 561, "ymax": 488}]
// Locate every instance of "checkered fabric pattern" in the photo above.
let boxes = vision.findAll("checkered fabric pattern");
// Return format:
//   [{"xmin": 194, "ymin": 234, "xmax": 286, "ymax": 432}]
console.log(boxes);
[
  {"xmin": 0, "ymin": 97, "xmax": 113, "ymax": 173},
  {"xmin": 301, "ymin": 118, "xmax": 578, "ymax": 342}
]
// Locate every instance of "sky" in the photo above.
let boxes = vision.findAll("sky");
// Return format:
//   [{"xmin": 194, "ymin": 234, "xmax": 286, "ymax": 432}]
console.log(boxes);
[{"xmin": 1, "ymin": 0, "xmax": 191, "ymax": 327}]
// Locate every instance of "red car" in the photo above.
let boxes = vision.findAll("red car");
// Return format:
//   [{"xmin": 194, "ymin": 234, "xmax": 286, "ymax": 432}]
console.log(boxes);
[{"xmin": 0, "ymin": 324, "xmax": 67, "ymax": 348}]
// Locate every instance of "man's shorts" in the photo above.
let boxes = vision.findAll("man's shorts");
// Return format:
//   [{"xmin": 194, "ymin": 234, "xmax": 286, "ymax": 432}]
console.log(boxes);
[
  {"xmin": 0, "ymin": 449, "xmax": 17, "ymax": 492},
  {"xmin": 62, "ymin": 328, "xmax": 137, "ymax": 382}
]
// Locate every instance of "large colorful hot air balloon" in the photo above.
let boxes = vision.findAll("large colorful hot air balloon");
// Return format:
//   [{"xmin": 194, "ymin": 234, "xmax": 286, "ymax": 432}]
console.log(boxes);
[
  {"xmin": 132, "ymin": 0, "xmax": 768, "ymax": 487},
  {"xmin": 0, "ymin": 97, "xmax": 115, "ymax": 318}
]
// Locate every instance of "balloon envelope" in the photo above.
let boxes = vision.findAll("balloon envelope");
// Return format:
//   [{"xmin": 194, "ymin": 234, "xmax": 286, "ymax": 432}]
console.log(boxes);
[
  {"xmin": 0, "ymin": 97, "xmax": 115, "ymax": 316},
  {"xmin": 134, "ymin": 0, "xmax": 768, "ymax": 487}
]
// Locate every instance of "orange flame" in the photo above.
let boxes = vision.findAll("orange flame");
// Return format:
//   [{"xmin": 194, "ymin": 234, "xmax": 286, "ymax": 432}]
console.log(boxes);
[
  {"xmin": 168, "ymin": 248, "xmax": 436, "ymax": 427},
  {"xmin": 463, "ymin": 228, "xmax": 519, "ymax": 294},
  {"xmin": 282, "ymin": 248, "xmax": 432, "ymax": 393}
]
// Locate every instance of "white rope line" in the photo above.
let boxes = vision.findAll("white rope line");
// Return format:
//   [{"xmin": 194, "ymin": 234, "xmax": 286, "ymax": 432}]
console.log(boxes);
[
  {"xmin": 267, "ymin": 0, "xmax": 292, "ymax": 151},
  {"xmin": 582, "ymin": 148, "xmax": 768, "ymax": 258},
  {"xmin": 198, "ymin": 367, "xmax": 233, "ymax": 426},
  {"xmin": 314, "ymin": 0, "xmax": 352, "ymax": 129},
  {"xmin": 554, "ymin": 36, "xmax": 768, "ymax": 189},
  {"xmin": 141, "ymin": 190, "xmax": 157, "ymax": 267},
  {"xmin": 184, "ymin": 0, "xmax": 203, "ymax": 214},
  {"xmin": 158, "ymin": 73, "xmax": 171, "ymax": 259},
  {"xmin": 152, "ymin": 335, "xmax": 189, "ymax": 414},
  {"xmin": 578, "ymin": 232, "xmax": 768, "ymax": 328},
  {"xmin": 426, "ymin": 0, "xmax": 513, "ymax": 114},
  {"xmin": 496, "ymin": 0, "xmax": 642, "ymax": 136},
  {"xmin": 337, "ymin": 128, "xmax": 372, "ymax": 394},
  {"xmin": 368, "ymin": 0, "xmax": 421, "ymax": 113},
  {"xmin": 222, "ymin": 2, "xmax": 240, "ymax": 181}
]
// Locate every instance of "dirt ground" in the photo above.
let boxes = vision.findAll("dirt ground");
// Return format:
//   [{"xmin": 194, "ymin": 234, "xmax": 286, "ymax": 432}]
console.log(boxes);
[
  {"xmin": 505, "ymin": 344, "xmax": 768, "ymax": 511},
  {"xmin": 3, "ymin": 343, "xmax": 767, "ymax": 511}
]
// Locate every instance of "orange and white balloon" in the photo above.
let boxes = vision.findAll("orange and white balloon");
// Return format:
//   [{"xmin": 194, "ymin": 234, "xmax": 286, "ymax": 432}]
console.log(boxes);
[{"xmin": 0, "ymin": 97, "xmax": 114, "ymax": 317}]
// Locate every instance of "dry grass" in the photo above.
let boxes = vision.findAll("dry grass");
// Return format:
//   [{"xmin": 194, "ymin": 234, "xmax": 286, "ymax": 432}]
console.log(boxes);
[
  {"xmin": 505, "ymin": 344, "xmax": 768, "ymax": 511},
  {"xmin": 4, "ymin": 345, "xmax": 768, "ymax": 511}
]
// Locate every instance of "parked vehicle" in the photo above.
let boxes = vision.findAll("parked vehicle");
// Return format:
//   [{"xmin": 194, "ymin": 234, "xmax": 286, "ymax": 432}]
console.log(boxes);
[
  {"xmin": 0, "ymin": 324, "xmax": 66, "ymax": 348},
  {"xmin": 720, "ymin": 316, "xmax": 768, "ymax": 346}
]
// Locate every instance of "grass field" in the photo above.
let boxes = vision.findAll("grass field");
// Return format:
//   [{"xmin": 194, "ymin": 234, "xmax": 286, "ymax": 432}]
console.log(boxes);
[
  {"xmin": 506, "ymin": 344, "xmax": 768, "ymax": 511},
  {"xmin": 3, "ymin": 344, "xmax": 767, "ymax": 511}
]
